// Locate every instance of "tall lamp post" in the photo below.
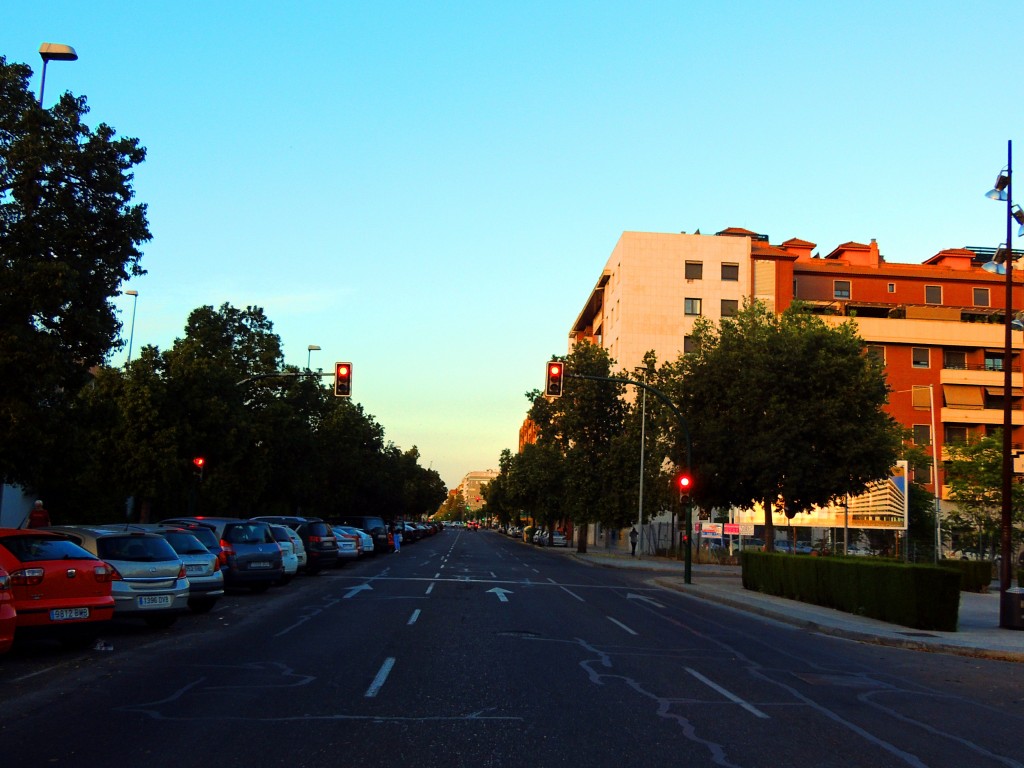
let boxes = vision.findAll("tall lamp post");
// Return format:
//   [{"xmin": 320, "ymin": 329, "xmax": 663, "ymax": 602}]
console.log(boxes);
[
  {"xmin": 306, "ymin": 344, "xmax": 321, "ymax": 371},
  {"xmin": 38, "ymin": 42, "xmax": 78, "ymax": 106},
  {"xmin": 984, "ymin": 140, "xmax": 1024, "ymax": 628},
  {"xmin": 124, "ymin": 290, "xmax": 139, "ymax": 365}
]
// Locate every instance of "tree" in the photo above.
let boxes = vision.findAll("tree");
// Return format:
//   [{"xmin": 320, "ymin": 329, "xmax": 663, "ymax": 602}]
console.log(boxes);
[
  {"xmin": 0, "ymin": 56, "xmax": 150, "ymax": 487},
  {"xmin": 669, "ymin": 301, "xmax": 902, "ymax": 551},
  {"xmin": 944, "ymin": 431, "xmax": 1024, "ymax": 559}
]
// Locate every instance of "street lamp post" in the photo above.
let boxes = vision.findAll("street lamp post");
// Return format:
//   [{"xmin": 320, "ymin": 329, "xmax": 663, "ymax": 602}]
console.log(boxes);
[
  {"xmin": 124, "ymin": 290, "xmax": 139, "ymax": 365},
  {"xmin": 38, "ymin": 42, "xmax": 78, "ymax": 106},
  {"xmin": 307, "ymin": 344, "xmax": 321, "ymax": 371},
  {"xmin": 985, "ymin": 140, "xmax": 1024, "ymax": 628}
]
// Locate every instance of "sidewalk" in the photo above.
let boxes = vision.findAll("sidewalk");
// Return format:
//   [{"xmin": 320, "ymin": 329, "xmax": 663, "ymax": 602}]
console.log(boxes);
[{"xmin": 565, "ymin": 548, "xmax": 1024, "ymax": 663}]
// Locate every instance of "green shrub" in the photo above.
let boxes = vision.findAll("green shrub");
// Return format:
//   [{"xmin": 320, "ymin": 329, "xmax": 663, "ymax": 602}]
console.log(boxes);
[
  {"xmin": 939, "ymin": 559, "xmax": 994, "ymax": 592},
  {"xmin": 741, "ymin": 552, "xmax": 961, "ymax": 631}
]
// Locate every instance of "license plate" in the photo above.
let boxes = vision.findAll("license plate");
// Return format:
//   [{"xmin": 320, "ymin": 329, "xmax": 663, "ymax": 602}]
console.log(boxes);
[
  {"xmin": 50, "ymin": 607, "xmax": 89, "ymax": 621},
  {"xmin": 249, "ymin": 561, "xmax": 271, "ymax": 569},
  {"xmin": 138, "ymin": 595, "xmax": 172, "ymax": 609},
  {"xmin": 185, "ymin": 564, "xmax": 205, "ymax": 574}
]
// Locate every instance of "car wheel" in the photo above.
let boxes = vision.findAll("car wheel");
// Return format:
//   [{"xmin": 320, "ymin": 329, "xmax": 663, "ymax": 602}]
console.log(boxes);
[
  {"xmin": 188, "ymin": 598, "xmax": 217, "ymax": 614},
  {"xmin": 143, "ymin": 613, "xmax": 178, "ymax": 630}
]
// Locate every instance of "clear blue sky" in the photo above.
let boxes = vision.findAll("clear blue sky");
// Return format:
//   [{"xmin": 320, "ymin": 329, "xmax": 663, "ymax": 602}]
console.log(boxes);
[{"xmin": 6, "ymin": 2, "xmax": 1021, "ymax": 489}]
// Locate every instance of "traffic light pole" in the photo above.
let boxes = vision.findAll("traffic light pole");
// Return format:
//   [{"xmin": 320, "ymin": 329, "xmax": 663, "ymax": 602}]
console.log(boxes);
[
  {"xmin": 236, "ymin": 371, "xmax": 333, "ymax": 387},
  {"xmin": 566, "ymin": 373, "xmax": 695, "ymax": 583}
]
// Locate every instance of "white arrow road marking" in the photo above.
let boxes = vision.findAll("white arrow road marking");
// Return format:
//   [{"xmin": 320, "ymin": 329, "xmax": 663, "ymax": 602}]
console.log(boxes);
[
  {"xmin": 344, "ymin": 583, "xmax": 373, "ymax": 599},
  {"xmin": 488, "ymin": 587, "xmax": 513, "ymax": 603},
  {"xmin": 626, "ymin": 593, "xmax": 665, "ymax": 609}
]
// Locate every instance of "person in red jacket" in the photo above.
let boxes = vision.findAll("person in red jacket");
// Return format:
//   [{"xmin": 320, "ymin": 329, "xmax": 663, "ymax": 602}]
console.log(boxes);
[{"xmin": 26, "ymin": 500, "xmax": 50, "ymax": 528}]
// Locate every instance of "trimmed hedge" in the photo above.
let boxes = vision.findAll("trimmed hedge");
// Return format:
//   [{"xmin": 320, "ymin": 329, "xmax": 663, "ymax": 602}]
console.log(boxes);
[
  {"xmin": 741, "ymin": 552, "xmax": 961, "ymax": 631},
  {"xmin": 939, "ymin": 559, "xmax": 994, "ymax": 592}
]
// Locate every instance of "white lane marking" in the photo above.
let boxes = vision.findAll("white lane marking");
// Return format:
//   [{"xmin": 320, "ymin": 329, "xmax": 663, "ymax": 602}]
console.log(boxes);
[
  {"xmin": 560, "ymin": 586, "xmax": 585, "ymax": 602},
  {"xmin": 12, "ymin": 665, "xmax": 61, "ymax": 683},
  {"xmin": 425, "ymin": 583, "xmax": 434, "ymax": 595},
  {"xmin": 365, "ymin": 657, "xmax": 396, "ymax": 698},
  {"xmin": 607, "ymin": 616, "xmax": 638, "ymax": 635},
  {"xmin": 408, "ymin": 609, "xmax": 421, "ymax": 625},
  {"xmin": 343, "ymin": 583, "xmax": 373, "ymax": 599},
  {"xmin": 626, "ymin": 593, "xmax": 665, "ymax": 608},
  {"xmin": 434, "ymin": 572, "xmax": 441, "ymax": 579},
  {"xmin": 685, "ymin": 667, "xmax": 769, "ymax": 719}
]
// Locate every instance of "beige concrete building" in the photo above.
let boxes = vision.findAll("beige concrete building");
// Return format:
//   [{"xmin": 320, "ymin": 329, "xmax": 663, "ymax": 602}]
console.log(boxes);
[{"xmin": 459, "ymin": 470, "xmax": 498, "ymax": 513}]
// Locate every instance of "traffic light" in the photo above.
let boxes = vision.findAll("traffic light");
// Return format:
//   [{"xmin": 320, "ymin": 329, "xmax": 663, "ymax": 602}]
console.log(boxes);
[
  {"xmin": 193, "ymin": 456, "xmax": 205, "ymax": 480},
  {"xmin": 545, "ymin": 361, "xmax": 564, "ymax": 397},
  {"xmin": 677, "ymin": 472, "xmax": 693, "ymax": 498},
  {"xmin": 334, "ymin": 362, "xmax": 352, "ymax": 397}
]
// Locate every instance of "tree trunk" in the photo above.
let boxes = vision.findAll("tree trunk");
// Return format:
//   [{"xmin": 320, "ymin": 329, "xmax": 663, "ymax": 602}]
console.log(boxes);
[
  {"xmin": 763, "ymin": 498, "xmax": 775, "ymax": 552},
  {"xmin": 577, "ymin": 522, "xmax": 588, "ymax": 553}
]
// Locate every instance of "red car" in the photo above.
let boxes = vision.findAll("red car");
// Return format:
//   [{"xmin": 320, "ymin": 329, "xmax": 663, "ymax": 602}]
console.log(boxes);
[
  {"xmin": 0, "ymin": 566, "xmax": 15, "ymax": 654},
  {"xmin": 0, "ymin": 528, "xmax": 115, "ymax": 648}
]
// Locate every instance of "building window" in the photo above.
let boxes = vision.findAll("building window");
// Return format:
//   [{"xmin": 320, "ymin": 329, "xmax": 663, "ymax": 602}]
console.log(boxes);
[
  {"xmin": 866, "ymin": 345, "xmax": 885, "ymax": 364},
  {"xmin": 683, "ymin": 335, "xmax": 697, "ymax": 354},
  {"xmin": 973, "ymin": 287, "xmax": 990, "ymax": 307},
  {"xmin": 888, "ymin": 283, "xmax": 896, "ymax": 293},
  {"xmin": 913, "ymin": 424, "xmax": 931, "ymax": 446},
  {"xmin": 685, "ymin": 261, "xmax": 703, "ymax": 280},
  {"xmin": 912, "ymin": 347, "xmax": 930, "ymax": 368},
  {"xmin": 721, "ymin": 263, "xmax": 739, "ymax": 281},
  {"xmin": 684, "ymin": 298, "xmax": 702, "ymax": 316},
  {"xmin": 721, "ymin": 299, "xmax": 739, "ymax": 317},
  {"xmin": 911, "ymin": 464, "xmax": 932, "ymax": 485},
  {"xmin": 985, "ymin": 351, "xmax": 1004, "ymax": 371},
  {"xmin": 834, "ymin": 280, "xmax": 851, "ymax": 299},
  {"xmin": 925, "ymin": 285, "xmax": 942, "ymax": 304},
  {"xmin": 945, "ymin": 425, "xmax": 968, "ymax": 445},
  {"xmin": 943, "ymin": 350, "xmax": 967, "ymax": 369}
]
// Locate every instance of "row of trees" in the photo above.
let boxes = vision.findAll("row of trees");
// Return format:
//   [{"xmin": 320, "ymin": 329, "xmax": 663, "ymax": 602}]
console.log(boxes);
[
  {"xmin": 1, "ymin": 56, "xmax": 445, "ymax": 524},
  {"xmin": 485, "ymin": 302, "xmax": 944, "ymax": 555}
]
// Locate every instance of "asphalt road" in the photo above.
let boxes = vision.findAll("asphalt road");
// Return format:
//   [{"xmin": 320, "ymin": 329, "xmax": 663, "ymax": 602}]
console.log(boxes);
[{"xmin": 2, "ymin": 529, "xmax": 1023, "ymax": 768}]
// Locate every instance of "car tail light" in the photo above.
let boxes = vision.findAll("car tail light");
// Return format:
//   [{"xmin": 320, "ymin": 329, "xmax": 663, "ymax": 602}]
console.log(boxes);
[
  {"xmin": 308, "ymin": 535, "xmax": 322, "ymax": 544},
  {"xmin": 11, "ymin": 568, "xmax": 45, "ymax": 586},
  {"xmin": 219, "ymin": 539, "xmax": 234, "ymax": 563},
  {"xmin": 93, "ymin": 564, "xmax": 114, "ymax": 583},
  {"xmin": 177, "ymin": 563, "xmax": 187, "ymax": 579},
  {"xmin": 212, "ymin": 558, "xmax": 221, "ymax": 572},
  {"xmin": 109, "ymin": 565, "xmax": 124, "ymax": 581}
]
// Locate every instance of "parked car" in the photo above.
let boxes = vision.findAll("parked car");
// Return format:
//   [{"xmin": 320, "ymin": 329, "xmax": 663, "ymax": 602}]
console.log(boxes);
[
  {"xmin": 137, "ymin": 525, "xmax": 224, "ymax": 613},
  {"xmin": 0, "ymin": 529, "xmax": 115, "ymax": 647},
  {"xmin": 250, "ymin": 516, "xmax": 338, "ymax": 573},
  {"xmin": 333, "ymin": 524, "xmax": 373, "ymax": 557},
  {"xmin": 267, "ymin": 524, "xmax": 299, "ymax": 584},
  {"xmin": 333, "ymin": 515, "xmax": 390, "ymax": 554},
  {"xmin": 550, "ymin": 531, "xmax": 568, "ymax": 547},
  {"xmin": 283, "ymin": 526, "xmax": 307, "ymax": 571},
  {"xmin": 330, "ymin": 526, "xmax": 361, "ymax": 563},
  {"xmin": 47, "ymin": 526, "xmax": 188, "ymax": 629},
  {"xmin": 0, "ymin": 566, "xmax": 14, "ymax": 654},
  {"xmin": 159, "ymin": 517, "xmax": 284, "ymax": 592}
]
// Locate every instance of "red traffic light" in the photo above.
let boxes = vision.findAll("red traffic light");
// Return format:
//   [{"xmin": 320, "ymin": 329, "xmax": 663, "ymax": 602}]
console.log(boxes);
[
  {"xmin": 545, "ymin": 361, "xmax": 564, "ymax": 397},
  {"xmin": 677, "ymin": 474, "xmax": 692, "ymax": 493},
  {"xmin": 334, "ymin": 362, "xmax": 353, "ymax": 398},
  {"xmin": 193, "ymin": 457, "xmax": 205, "ymax": 469}
]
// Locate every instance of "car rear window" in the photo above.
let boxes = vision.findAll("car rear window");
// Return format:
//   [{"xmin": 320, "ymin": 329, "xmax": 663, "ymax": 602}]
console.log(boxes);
[
  {"xmin": 269, "ymin": 527, "xmax": 291, "ymax": 543},
  {"xmin": 182, "ymin": 527, "xmax": 220, "ymax": 550},
  {"xmin": 97, "ymin": 535, "xmax": 178, "ymax": 562},
  {"xmin": 0, "ymin": 535, "xmax": 98, "ymax": 563},
  {"xmin": 224, "ymin": 523, "xmax": 272, "ymax": 544},
  {"xmin": 160, "ymin": 531, "xmax": 210, "ymax": 555},
  {"xmin": 302, "ymin": 522, "xmax": 334, "ymax": 538},
  {"xmin": 339, "ymin": 516, "xmax": 386, "ymax": 533}
]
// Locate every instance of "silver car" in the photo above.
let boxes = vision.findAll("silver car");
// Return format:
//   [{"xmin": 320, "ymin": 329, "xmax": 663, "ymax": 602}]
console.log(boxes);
[
  {"xmin": 334, "ymin": 525, "xmax": 374, "ymax": 556},
  {"xmin": 47, "ymin": 526, "xmax": 189, "ymax": 629},
  {"xmin": 268, "ymin": 524, "xmax": 299, "ymax": 584},
  {"xmin": 150, "ymin": 526, "xmax": 225, "ymax": 613}
]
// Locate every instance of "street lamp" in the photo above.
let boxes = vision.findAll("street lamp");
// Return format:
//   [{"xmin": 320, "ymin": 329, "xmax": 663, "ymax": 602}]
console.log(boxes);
[
  {"xmin": 124, "ymin": 290, "xmax": 139, "ymax": 365},
  {"xmin": 38, "ymin": 42, "xmax": 78, "ymax": 107},
  {"xmin": 984, "ymin": 140, "xmax": 1022, "ymax": 629},
  {"xmin": 306, "ymin": 344, "xmax": 321, "ymax": 371}
]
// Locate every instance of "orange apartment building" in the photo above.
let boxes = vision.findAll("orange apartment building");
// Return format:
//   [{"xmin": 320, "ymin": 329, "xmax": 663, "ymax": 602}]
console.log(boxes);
[{"xmin": 567, "ymin": 228, "xmax": 1024, "ymax": 513}]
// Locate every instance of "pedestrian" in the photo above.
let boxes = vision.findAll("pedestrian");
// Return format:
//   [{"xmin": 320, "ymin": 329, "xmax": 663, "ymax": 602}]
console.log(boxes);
[
  {"xmin": 629, "ymin": 526, "xmax": 638, "ymax": 557},
  {"xmin": 392, "ymin": 524, "xmax": 402, "ymax": 553},
  {"xmin": 26, "ymin": 500, "xmax": 51, "ymax": 529}
]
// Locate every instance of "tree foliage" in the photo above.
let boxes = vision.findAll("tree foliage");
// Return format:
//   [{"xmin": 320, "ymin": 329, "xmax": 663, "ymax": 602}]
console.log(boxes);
[{"xmin": 0, "ymin": 56, "xmax": 150, "ymax": 484}]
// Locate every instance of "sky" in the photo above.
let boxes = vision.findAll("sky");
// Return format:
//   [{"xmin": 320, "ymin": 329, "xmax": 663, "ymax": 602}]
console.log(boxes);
[{"xmin": 6, "ymin": 2, "xmax": 1023, "ymax": 490}]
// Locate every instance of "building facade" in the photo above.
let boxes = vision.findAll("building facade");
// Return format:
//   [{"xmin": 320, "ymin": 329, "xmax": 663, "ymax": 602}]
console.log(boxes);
[
  {"xmin": 458, "ymin": 470, "xmax": 499, "ymax": 514},
  {"xmin": 568, "ymin": 228, "xmax": 1024, "ymax": 507}
]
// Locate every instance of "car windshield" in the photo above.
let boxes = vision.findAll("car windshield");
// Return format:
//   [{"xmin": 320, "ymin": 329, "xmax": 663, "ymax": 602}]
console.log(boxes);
[
  {"xmin": 160, "ymin": 531, "xmax": 210, "ymax": 555},
  {"xmin": 224, "ymin": 524, "xmax": 270, "ymax": 544},
  {"xmin": 0, "ymin": 535, "xmax": 98, "ymax": 563},
  {"xmin": 97, "ymin": 536, "xmax": 178, "ymax": 562}
]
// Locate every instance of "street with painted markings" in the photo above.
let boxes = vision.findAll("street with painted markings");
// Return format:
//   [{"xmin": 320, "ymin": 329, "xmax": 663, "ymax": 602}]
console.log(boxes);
[{"xmin": 2, "ymin": 528, "xmax": 1023, "ymax": 768}]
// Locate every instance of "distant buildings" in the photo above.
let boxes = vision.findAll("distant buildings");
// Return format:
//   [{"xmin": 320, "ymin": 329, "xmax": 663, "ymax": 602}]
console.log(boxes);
[{"xmin": 458, "ymin": 470, "xmax": 498, "ymax": 513}]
